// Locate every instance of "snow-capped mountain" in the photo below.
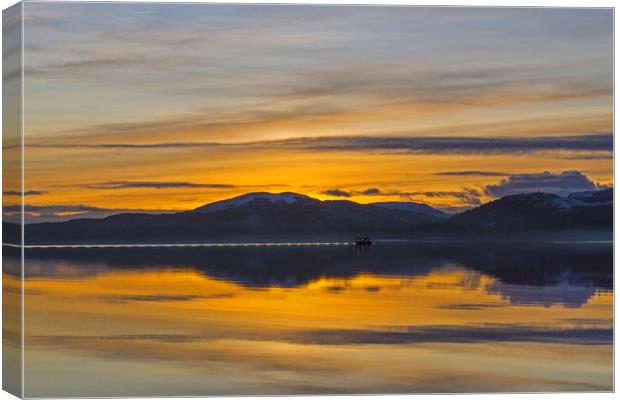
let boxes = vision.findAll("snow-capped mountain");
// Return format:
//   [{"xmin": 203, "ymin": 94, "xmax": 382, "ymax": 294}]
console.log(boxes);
[
  {"xmin": 16, "ymin": 192, "xmax": 448, "ymax": 244},
  {"xmin": 502, "ymin": 189, "xmax": 612, "ymax": 211},
  {"xmin": 194, "ymin": 192, "xmax": 317, "ymax": 213},
  {"xmin": 446, "ymin": 188, "xmax": 612, "ymax": 232},
  {"xmin": 7, "ymin": 189, "xmax": 611, "ymax": 245},
  {"xmin": 193, "ymin": 192, "xmax": 449, "ymax": 219}
]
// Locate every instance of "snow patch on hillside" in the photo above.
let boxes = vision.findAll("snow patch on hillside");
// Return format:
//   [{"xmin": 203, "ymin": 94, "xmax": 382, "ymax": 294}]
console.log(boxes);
[
  {"xmin": 195, "ymin": 192, "xmax": 312, "ymax": 213},
  {"xmin": 371, "ymin": 201, "xmax": 449, "ymax": 219},
  {"xmin": 545, "ymin": 189, "xmax": 612, "ymax": 210}
]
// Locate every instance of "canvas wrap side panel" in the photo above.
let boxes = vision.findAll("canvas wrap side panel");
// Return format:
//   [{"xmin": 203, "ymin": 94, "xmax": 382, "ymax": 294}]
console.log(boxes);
[{"xmin": 3, "ymin": 2, "xmax": 24, "ymax": 398}]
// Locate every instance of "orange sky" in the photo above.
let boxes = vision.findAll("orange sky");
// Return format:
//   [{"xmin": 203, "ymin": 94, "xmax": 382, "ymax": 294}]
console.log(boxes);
[{"xmin": 2, "ymin": 4, "xmax": 613, "ymax": 221}]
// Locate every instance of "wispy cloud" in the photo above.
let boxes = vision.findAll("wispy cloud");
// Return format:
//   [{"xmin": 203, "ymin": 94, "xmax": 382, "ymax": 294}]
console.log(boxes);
[
  {"xmin": 404, "ymin": 189, "xmax": 482, "ymax": 206},
  {"xmin": 273, "ymin": 70, "xmax": 611, "ymax": 113},
  {"xmin": 281, "ymin": 134, "xmax": 613, "ymax": 156},
  {"xmin": 25, "ymin": 77, "xmax": 612, "ymax": 145},
  {"xmin": 3, "ymin": 190, "xmax": 46, "ymax": 196},
  {"xmin": 26, "ymin": 133, "xmax": 613, "ymax": 158},
  {"xmin": 434, "ymin": 171, "xmax": 510, "ymax": 177},
  {"xmin": 320, "ymin": 187, "xmax": 481, "ymax": 206},
  {"xmin": 24, "ymin": 53, "xmax": 163, "ymax": 79},
  {"xmin": 80, "ymin": 181, "xmax": 234, "ymax": 190},
  {"xmin": 27, "ymin": 141, "xmax": 222, "ymax": 150},
  {"xmin": 69, "ymin": 181, "xmax": 289, "ymax": 191}
]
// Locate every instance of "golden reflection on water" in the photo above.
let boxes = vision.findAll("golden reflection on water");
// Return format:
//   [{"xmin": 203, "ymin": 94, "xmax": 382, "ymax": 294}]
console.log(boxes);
[{"xmin": 14, "ymin": 265, "xmax": 613, "ymax": 396}]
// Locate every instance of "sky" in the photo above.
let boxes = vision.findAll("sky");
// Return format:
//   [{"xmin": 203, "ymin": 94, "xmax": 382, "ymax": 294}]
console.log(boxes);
[{"xmin": 4, "ymin": 3, "xmax": 614, "ymax": 221}]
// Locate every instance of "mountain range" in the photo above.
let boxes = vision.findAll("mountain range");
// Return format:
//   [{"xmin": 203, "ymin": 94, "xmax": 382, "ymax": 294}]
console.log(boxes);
[{"xmin": 3, "ymin": 189, "xmax": 612, "ymax": 245}]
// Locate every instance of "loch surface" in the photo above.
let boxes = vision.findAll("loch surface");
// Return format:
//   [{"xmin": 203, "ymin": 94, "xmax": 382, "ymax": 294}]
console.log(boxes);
[{"xmin": 4, "ymin": 241, "xmax": 613, "ymax": 396}]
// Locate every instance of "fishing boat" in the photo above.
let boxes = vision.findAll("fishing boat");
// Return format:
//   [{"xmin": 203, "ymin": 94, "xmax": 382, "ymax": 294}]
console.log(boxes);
[{"xmin": 354, "ymin": 234, "xmax": 372, "ymax": 246}]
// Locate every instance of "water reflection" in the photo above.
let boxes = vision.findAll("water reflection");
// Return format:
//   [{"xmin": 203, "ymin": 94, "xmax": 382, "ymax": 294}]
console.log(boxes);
[{"xmin": 3, "ymin": 242, "xmax": 613, "ymax": 396}]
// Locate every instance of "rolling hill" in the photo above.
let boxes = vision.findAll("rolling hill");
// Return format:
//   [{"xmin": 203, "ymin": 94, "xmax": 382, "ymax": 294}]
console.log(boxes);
[
  {"xmin": 7, "ymin": 192, "xmax": 448, "ymax": 244},
  {"xmin": 2, "ymin": 189, "xmax": 612, "ymax": 245}
]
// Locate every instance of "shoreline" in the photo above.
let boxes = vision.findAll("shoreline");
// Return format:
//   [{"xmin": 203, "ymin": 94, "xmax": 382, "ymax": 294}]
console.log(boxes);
[{"xmin": 3, "ymin": 238, "xmax": 613, "ymax": 249}]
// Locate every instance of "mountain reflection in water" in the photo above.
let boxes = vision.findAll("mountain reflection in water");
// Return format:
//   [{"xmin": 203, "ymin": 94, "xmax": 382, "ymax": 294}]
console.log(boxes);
[{"xmin": 3, "ymin": 241, "xmax": 613, "ymax": 396}]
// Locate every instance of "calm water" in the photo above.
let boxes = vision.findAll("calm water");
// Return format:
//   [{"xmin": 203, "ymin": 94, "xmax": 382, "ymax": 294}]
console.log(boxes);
[{"xmin": 3, "ymin": 241, "xmax": 613, "ymax": 396}]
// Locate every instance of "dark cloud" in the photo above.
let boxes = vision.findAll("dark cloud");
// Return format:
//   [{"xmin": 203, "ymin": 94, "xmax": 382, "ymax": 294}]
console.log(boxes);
[
  {"xmin": 291, "ymin": 324, "xmax": 611, "ymax": 346},
  {"xmin": 28, "ymin": 323, "xmax": 611, "ymax": 347},
  {"xmin": 428, "ymin": 190, "xmax": 480, "ymax": 206},
  {"xmin": 3, "ymin": 204, "xmax": 179, "ymax": 224},
  {"xmin": 94, "ymin": 293, "xmax": 234, "ymax": 304},
  {"xmin": 361, "ymin": 188, "xmax": 381, "ymax": 195},
  {"xmin": 484, "ymin": 170, "xmax": 604, "ymax": 198},
  {"xmin": 389, "ymin": 189, "xmax": 481, "ymax": 206},
  {"xmin": 560, "ymin": 153, "xmax": 614, "ymax": 160},
  {"xmin": 81, "ymin": 181, "xmax": 234, "ymax": 190},
  {"xmin": 439, "ymin": 303, "xmax": 504, "ymax": 310},
  {"xmin": 321, "ymin": 189, "xmax": 351, "ymax": 197},
  {"xmin": 29, "ymin": 141, "xmax": 222, "ymax": 149},
  {"xmin": 323, "ymin": 188, "xmax": 382, "ymax": 197},
  {"xmin": 4, "ymin": 204, "xmax": 106, "ymax": 213},
  {"xmin": 283, "ymin": 134, "xmax": 612, "ymax": 156},
  {"xmin": 487, "ymin": 281, "xmax": 597, "ymax": 309},
  {"xmin": 320, "ymin": 187, "xmax": 481, "ymax": 206},
  {"xmin": 30, "ymin": 133, "xmax": 612, "ymax": 158},
  {"xmin": 435, "ymin": 171, "xmax": 510, "ymax": 177},
  {"xmin": 3, "ymin": 190, "xmax": 46, "ymax": 196}
]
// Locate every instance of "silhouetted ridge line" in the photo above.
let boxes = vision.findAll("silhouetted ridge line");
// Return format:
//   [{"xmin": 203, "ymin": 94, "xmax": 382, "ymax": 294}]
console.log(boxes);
[{"xmin": 2, "ymin": 189, "xmax": 611, "ymax": 245}]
